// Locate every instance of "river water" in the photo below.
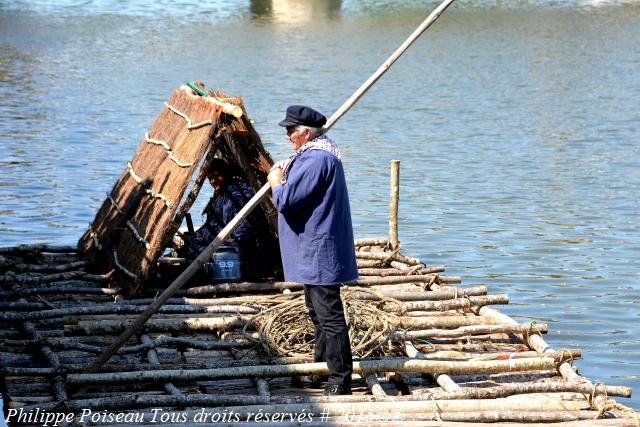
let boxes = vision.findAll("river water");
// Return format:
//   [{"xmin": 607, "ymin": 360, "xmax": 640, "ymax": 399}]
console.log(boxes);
[{"xmin": 1, "ymin": 0, "xmax": 639, "ymax": 410}]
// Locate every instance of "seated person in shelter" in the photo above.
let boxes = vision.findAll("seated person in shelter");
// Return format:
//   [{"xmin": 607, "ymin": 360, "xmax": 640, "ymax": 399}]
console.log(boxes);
[{"xmin": 177, "ymin": 158, "xmax": 272, "ymax": 280}]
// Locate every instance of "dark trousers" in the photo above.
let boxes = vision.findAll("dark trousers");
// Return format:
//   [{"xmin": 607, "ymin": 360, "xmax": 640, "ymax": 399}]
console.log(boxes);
[{"xmin": 304, "ymin": 284, "xmax": 353, "ymax": 387}]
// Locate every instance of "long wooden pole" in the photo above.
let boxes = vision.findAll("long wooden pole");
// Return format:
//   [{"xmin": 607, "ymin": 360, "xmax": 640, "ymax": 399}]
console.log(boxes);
[
  {"xmin": 322, "ymin": 0, "xmax": 457, "ymax": 131},
  {"xmin": 86, "ymin": 0, "xmax": 456, "ymax": 372},
  {"xmin": 85, "ymin": 185, "xmax": 270, "ymax": 372}
]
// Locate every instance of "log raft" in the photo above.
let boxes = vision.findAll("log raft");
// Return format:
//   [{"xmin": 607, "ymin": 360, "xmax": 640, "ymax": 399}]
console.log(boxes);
[
  {"xmin": 0, "ymin": 242, "xmax": 638, "ymax": 426},
  {"xmin": 0, "ymin": 89, "xmax": 637, "ymax": 425}
]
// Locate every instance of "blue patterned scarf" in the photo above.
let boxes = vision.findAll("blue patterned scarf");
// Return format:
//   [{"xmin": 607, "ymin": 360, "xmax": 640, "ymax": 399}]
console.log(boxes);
[{"xmin": 282, "ymin": 135, "xmax": 341, "ymax": 182}]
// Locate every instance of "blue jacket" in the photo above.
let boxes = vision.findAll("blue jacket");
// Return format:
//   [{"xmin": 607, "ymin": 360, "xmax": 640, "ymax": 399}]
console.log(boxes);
[
  {"xmin": 196, "ymin": 180, "xmax": 256, "ymax": 247},
  {"xmin": 195, "ymin": 180, "xmax": 275, "ymax": 279},
  {"xmin": 272, "ymin": 149, "xmax": 358, "ymax": 285}
]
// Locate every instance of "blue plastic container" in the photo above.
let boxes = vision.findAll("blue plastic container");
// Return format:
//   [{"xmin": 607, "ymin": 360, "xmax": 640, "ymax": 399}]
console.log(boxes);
[{"xmin": 204, "ymin": 245, "xmax": 242, "ymax": 283}]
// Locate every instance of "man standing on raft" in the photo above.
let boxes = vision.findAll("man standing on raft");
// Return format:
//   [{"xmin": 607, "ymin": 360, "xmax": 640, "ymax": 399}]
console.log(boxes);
[{"xmin": 267, "ymin": 105, "xmax": 357, "ymax": 396}]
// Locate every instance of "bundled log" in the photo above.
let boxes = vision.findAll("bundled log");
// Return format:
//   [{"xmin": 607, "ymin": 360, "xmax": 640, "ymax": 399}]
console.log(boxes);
[
  {"xmin": 358, "ymin": 265, "xmax": 445, "ymax": 276},
  {"xmin": 0, "ymin": 270, "xmax": 107, "ymax": 285},
  {"xmin": 349, "ymin": 285, "xmax": 487, "ymax": 301},
  {"xmin": 356, "ymin": 251, "xmax": 421, "ymax": 266},
  {"xmin": 403, "ymin": 294, "xmax": 508, "ymax": 311},
  {"xmin": 66, "ymin": 357, "xmax": 561, "ymax": 386},
  {"xmin": 0, "ymin": 303, "xmax": 261, "ymax": 321},
  {"xmin": 0, "ymin": 245, "xmax": 76, "ymax": 255},
  {"xmin": 395, "ymin": 323, "xmax": 548, "ymax": 340},
  {"xmin": 67, "ymin": 316, "xmax": 250, "ymax": 335}
]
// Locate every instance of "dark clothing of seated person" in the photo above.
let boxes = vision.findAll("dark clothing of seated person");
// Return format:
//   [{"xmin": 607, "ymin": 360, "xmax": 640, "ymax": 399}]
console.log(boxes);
[{"xmin": 192, "ymin": 159, "xmax": 272, "ymax": 280}]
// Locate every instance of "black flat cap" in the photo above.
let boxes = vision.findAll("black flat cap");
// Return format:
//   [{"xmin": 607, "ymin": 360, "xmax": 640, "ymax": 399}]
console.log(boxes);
[{"xmin": 278, "ymin": 105, "xmax": 327, "ymax": 128}]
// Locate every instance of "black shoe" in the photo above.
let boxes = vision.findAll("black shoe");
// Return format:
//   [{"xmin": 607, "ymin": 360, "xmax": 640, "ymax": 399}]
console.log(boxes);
[
  {"xmin": 309, "ymin": 374, "xmax": 329, "ymax": 387},
  {"xmin": 324, "ymin": 384, "xmax": 352, "ymax": 396}
]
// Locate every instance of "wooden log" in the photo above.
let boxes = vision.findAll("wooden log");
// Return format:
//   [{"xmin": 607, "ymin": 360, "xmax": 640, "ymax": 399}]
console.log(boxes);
[
  {"xmin": 0, "ymin": 304, "xmax": 209, "ymax": 321},
  {"xmin": 32, "ymin": 393, "xmax": 269, "ymax": 412},
  {"xmin": 20, "ymin": 320, "xmax": 67, "ymax": 401},
  {"xmin": 121, "ymin": 336, "xmax": 252, "ymax": 354},
  {"xmin": 3, "ymin": 302, "xmax": 262, "ymax": 322},
  {"xmin": 354, "ymin": 238, "xmax": 388, "ymax": 248},
  {"xmin": 116, "ymin": 296, "xmax": 271, "ymax": 307},
  {"xmin": 67, "ymin": 357, "xmax": 559, "ymax": 386},
  {"xmin": 3, "ymin": 286, "xmax": 120, "ymax": 297},
  {"xmin": 144, "ymin": 281, "xmax": 304, "ymax": 297},
  {"xmin": 230, "ymin": 346, "xmax": 271, "ymax": 401},
  {"xmin": 6, "ymin": 415, "xmax": 635, "ymax": 427},
  {"xmin": 141, "ymin": 335, "xmax": 181, "ymax": 397},
  {"xmin": 436, "ymin": 410, "xmax": 601, "ymax": 423},
  {"xmin": 349, "ymin": 286, "xmax": 487, "ymax": 301},
  {"xmin": 406, "ymin": 348, "xmax": 582, "ymax": 363},
  {"xmin": 125, "ymin": 397, "xmax": 588, "ymax": 421},
  {"xmin": 0, "ymin": 301, "xmax": 49, "ymax": 311},
  {"xmin": 4, "ymin": 358, "xmax": 280, "ymax": 375},
  {"xmin": 4, "ymin": 367, "xmax": 59, "ymax": 376},
  {"xmin": 0, "ymin": 270, "xmax": 107, "ymax": 285},
  {"xmin": 354, "ymin": 275, "xmax": 461, "ymax": 286},
  {"xmin": 1, "ymin": 336, "xmax": 251, "ymax": 354},
  {"xmin": 398, "ymin": 315, "xmax": 503, "ymax": 329},
  {"xmin": 0, "ymin": 352, "xmax": 35, "ymax": 367},
  {"xmin": 5, "ymin": 383, "xmax": 50, "ymax": 394},
  {"xmin": 364, "ymin": 373, "xmax": 387, "ymax": 398},
  {"xmin": 405, "ymin": 341, "xmax": 461, "ymax": 392},
  {"xmin": 63, "ymin": 313, "xmax": 504, "ymax": 336},
  {"xmin": 410, "ymin": 380, "xmax": 632, "ymax": 399},
  {"xmin": 388, "ymin": 159, "xmax": 400, "ymax": 250},
  {"xmin": 357, "ymin": 259, "xmax": 385, "ymax": 268},
  {"xmin": 474, "ymin": 303, "xmax": 583, "ymax": 382},
  {"xmin": 68, "ymin": 316, "xmax": 250, "ymax": 335},
  {"xmin": 11, "ymin": 260, "xmax": 87, "ymax": 273},
  {"xmin": 403, "ymin": 294, "xmax": 508, "ymax": 312},
  {"xmin": 396, "ymin": 323, "xmax": 548, "ymax": 341},
  {"xmin": 356, "ymin": 251, "xmax": 421, "ymax": 267},
  {"xmin": 358, "ymin": 266, "xmax": 445, "ymax": 276},
  {"xmin": 0, "ymin": 245, "xmax": 76, "ymax": 255}
]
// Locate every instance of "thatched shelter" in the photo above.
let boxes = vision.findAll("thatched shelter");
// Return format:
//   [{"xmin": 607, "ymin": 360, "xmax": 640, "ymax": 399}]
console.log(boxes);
[{"xmin": 77, "ymin": 83, "xmax": 279, "ymax": 295}]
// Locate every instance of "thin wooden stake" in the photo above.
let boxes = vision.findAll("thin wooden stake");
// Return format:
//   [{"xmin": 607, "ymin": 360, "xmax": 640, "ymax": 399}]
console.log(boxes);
[{"xmin": 389, "ymin": 160, "xmax": 400, "ymax": 250}]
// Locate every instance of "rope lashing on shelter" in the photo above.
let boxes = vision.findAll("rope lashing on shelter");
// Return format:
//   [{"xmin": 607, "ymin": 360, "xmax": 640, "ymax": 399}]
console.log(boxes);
[
  {"xmin": 144, "ymin": 132, "xmax": 193, "ymax": 168},
  {"xmin": 88, "ymin": 228, "xmax": 103, "ymax": 250},
  {"xmin": 126, "ymin": 162, "xmax": 173, "ymax": 208},
  {"xmin": 106, "ymin": 193, "xmax": 150, "ymax": 250},
  {"xmin": 111, "ymin": 249, "xmax": 139, "ymax": 280},
  {"xmin": 246, "ymin": 288, "xmax": 407, "ymax": 358},
  {"xmin": 164, "ymin": 102, "xmax": 214, "ymax": 130},
  {"xmin": 214, "ymin": 125, "xmax": 229, "ymax": 139}
]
